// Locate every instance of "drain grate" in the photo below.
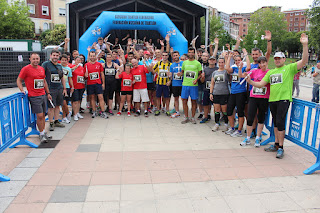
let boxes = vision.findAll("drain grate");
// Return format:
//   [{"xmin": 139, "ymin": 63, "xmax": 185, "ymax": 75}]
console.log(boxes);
[{"xmin": 37, "ymin": 140, "xmax": 60, "ymax": 148}]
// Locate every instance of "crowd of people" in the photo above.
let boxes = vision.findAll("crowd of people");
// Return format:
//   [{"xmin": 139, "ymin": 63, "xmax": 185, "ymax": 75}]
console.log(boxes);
[{"xmin": 16, "ymin": 30, "xmax": 309, "ymax": 159}]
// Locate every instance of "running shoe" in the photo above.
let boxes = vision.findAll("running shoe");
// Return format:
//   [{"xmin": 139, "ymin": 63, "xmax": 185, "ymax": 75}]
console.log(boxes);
[
  {"xmin": 170, "ymin": 109, "xmax": 176, "ymax": 114},
  {"xmin": 264, "ymin": 144, "xmax": 278, "ymax": 152},
  {"xmin": 197, "ymin": 113, "xmax": 203, "ymax": 120},
  {"xmin": 207, "ymin": 115, "xmax": 211, "ymax": 121},
  {"xmin": 54, "ymin": 121, "xmax": 65, "ymax": 128},
  {"xmin": 254, "ymin": 137, "xmax": 261, "ymax": 147},
  {"xmin": 74, "ymin": 114, "xmax": 79, "ymax": 121},
  {"xmin": 92, "ymin": 111, "xmax": 97, "ymax": 118},
  {"xmin": 231, "ymin": 130, "xmax": 242, "ymax": 137},
  {"xmin": 225, "ymin": 128, "xmax": 235, "ymax": 135},
  {"xmin": 166, "ymin": 111, "xmax": 170, "ymax": 116},
  {"xmin": 49, "ymin": 122, "xmax": 54, "ymax": 131},
  {"xmin": 117, "ymin": 112, "xmax": 121, "ymax": 116},
  {"xmin": 190, "ymin": 117, "xmax": 197, "ymax": 124},
  {"xmin": 127, "ymin": 111, "xmax": 131, "ymax": 117},
  {"xmin": 77, "ymin": 113, "xmax": 84, "ymax": 119},
  {"xmin": 170, "ymin": 112, "xmax": 180, "ymax": 118},
  {"xmin": 200, "ymin": 117, "xmax": 209, "ymax": 123},
  {"xmin": 221, "ymin": 124, "xmax": 229, "ymax": 132},
  {"xmin": 44, "ymin": 132, "xmax": 52, "ymax": 140},
  {"xmin": 109, "ymin": 110, "xmax": 114, "ymax": 116},
  {"xmin": 39, "ymin": 134, "xmax": 48, "ymax": 143},
  {"xmin": 144, "ymin": 111, "xmax": 149, "ymax": 117},
  {"xmin": 161, "ymin": 107, "xmax": 166, "ymax": 113},
  {"xmin": 211, "ymin": 124, "xmax": 219, "ymax": 132},
  {"xmin": 155, "ymin": 110, "xmax": 160, "ymax": 116},
  {"xmin": 101, "ymin": 112, "xmax": 109, "ymax": 119},
  {"xmin": 276, "ymin": 148, "xmax": 284, "ymax": 159},
  {"xmin": 67, "ymin": 111, "xmax": 72, "ymax": 121},
  {"xmin": 240, "ymin": 138, "xmax": 251, "ymax": 146},
  {"xmin": 135, "ymin": 111, "xmax": 141, "ymax": 117},
  {"xmin": 181, "ymin": 117, "xmax": 190, "ymax": 124}
]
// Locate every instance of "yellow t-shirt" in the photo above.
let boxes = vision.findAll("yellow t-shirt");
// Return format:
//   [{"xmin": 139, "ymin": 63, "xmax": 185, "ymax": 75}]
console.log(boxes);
[{"xmin": 153, "ymin": 61, "xmax": 172, "ymax": 85}]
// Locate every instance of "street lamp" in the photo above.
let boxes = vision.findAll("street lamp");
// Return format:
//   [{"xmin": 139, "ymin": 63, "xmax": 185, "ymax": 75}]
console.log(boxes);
[{"xmin": 253, "ymin": 40, "xmax": 258, "ymax": 48}]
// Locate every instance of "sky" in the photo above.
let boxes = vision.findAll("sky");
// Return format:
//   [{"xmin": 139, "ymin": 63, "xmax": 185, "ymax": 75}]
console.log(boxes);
[{"xmin": 197, "ymin": 0, "xmax": 314, "ymax": 14}]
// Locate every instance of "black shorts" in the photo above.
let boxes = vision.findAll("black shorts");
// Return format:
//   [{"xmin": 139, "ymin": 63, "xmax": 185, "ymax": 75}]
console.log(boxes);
[
  {"xmin": 202, "ymin": 90, "xmax": 212, "ymax": 106},
  {"xmin": 87, "ymin": 84, "xmax": 103, "ymax": 95},
  {"xmin": 48, "ymin": 88, "xmax": 64, "ymax": 108},
  {"xmin": 212, "ymin": 94, "xmax": 229, "ymax": 105},
  {"xmin": 227, "ymin": 92, "xmax": 247, "ymax": 117},
  {"xmin": 172, "ymin": 86, "xmax": 182, "ymax": 97},
  {"xmin": 121, "ymin": 91, "xmax": 133, "ymax": 96},
  {"xmin": 72, "ymin": 88, "xmax": 85, "ymax": 102},
  {"xmin": 269, "ymin": 100, "xmax": 290, "ymax": 131},
  {"xmin": 247, "ymin": 97, "xmax": 269, "ymax": 126},
  {"xmin": 116, "ymin": 79, "xmax": 121, "ymax": 92},
  {"xmin": 64, "ymin": 88, "xmax": 71, "ymax": 103},
  {"xmin": 29, "ymin": 95, "xmax": 47, "ymax": 114},
  {"xmin": 104, "ymin": 79, "xmax": 117, "ymax": 100},
  {"xmin": 147, "ymin": 82, "xmax": 156, "ymax": 91}
]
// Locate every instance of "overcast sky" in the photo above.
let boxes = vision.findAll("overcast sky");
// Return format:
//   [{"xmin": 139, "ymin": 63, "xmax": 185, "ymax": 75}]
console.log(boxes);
[{"xmin": 197, "ymin": 0, "xmax": 314, "ymax": 14}]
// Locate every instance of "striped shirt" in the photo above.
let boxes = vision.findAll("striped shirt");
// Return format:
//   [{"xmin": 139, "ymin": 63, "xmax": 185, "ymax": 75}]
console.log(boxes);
[{"xmin": 153, "ymin": 61, "xmax": 172, "ymax": 85}]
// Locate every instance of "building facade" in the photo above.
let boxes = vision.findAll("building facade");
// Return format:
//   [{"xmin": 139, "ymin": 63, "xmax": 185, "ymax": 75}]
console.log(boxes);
[
  {"xmin": 51, "ymin": 0, "xmax": 67, "ymax": 25},
  {"xmin": 230, "ymin": 13, "xmax": 251, "ymax": 37},
  {"xmin": 230, "ymin": 22, "xmax": 239, "ymax": 39},
  {"xmin": 283, "ymin": 9, "xmax": 308, "ymax": 32}
]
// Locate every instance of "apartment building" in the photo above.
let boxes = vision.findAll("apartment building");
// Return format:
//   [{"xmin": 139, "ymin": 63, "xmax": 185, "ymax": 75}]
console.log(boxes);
[
  {"xmin": 230, "ymin": 13, "xmax": 251, "ymax": 37},
  {"xmin": 283, "ymin": 9, "xmax": 308, "ymax": 32}
]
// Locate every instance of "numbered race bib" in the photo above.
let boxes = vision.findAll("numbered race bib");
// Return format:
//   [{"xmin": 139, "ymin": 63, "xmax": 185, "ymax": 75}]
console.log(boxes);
[
  {"xmin": 77, "ymin": 76, "xmax": 85, "ymax": 84},
  {"xmin": 123, "ymin": 79, "xmax": 132, "ymax": 86},
  {"xmin": 89, "ymin": 72, "xmax": 99, "ymax": 80},
  {"xmin": 173, "ymin": 73, "xmax": 182, "ymax": 80},
  {"xmin": 134, "ymin": 75, "xmax": 141, "ymax": 82},
  {"xmin": 185, "ymin": 71, "xmax": 196, "ymax": 79},
  {"xmin": 34, "ymin": 79, "xmax": 44, "ymax": 89},
  {"xmin": 231, "ymin": 74, "xmax": 240, "ymax": 82},
  {"xmin": 159, "ymin": 70, "xmax": 168, "ymax": 78},
  {"xmin": 214, "ymin": 74, "xmax": 225, "ymax": 83},
  {"xmin": 270, "ymin": 73, "xmax": 283, "ymax": 85},
  {"xmin": 62, "ymin": 68, "xmax": 69, "ymax": 76},
  {"xmin": 206, "ymin": 81, "xmax": 211, "ymax": 90},
  {"xmin": 105, "ymin": 68, "xmax": 115, "ymax": 76},
  {"xmin": 252, "ymin": 86, "xmax": 267, "ymax": 95},
  {"xmin": 51, "ymin": 74, "xmax": 61, "ymax": 83}
]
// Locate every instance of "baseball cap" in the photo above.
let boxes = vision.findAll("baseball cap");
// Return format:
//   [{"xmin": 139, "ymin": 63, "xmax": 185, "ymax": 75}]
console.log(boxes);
[
  {"xmin": 209, "ymin": 56, "xmax": 216, "ymax": 60},
  {"xmin": 144, "ymin": 51, "xmax": 151, "ymax": 55},
  {"xmin": 274, "ymin": 52, "xmax": 286, "ymax": 58}
]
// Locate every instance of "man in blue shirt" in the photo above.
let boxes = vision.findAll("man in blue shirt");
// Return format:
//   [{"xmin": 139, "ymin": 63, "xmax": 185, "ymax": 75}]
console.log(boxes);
[{"xmin": 170, "ymin": 51, "xmax": 183, "ymax": 117}]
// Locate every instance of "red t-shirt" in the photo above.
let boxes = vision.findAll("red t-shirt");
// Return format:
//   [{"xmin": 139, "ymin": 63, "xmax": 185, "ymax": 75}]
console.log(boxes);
[
  {"xmin": 72, "ymin": 66, "xmax": 85, "ymax": 89},
  {"xmin": 84, "ymin": 62, "xmax": 103, "ymax": 85},
  {"xmin": 130, "ymin": 65, "xmax": 149, "ymax": 89},
  {"xmin": 118, "ymin": 72, "xmax": 133, "ymax": 91},
  {"xmin": 18, "ymin": 64, "xmax": 46, "ymax": 97}
]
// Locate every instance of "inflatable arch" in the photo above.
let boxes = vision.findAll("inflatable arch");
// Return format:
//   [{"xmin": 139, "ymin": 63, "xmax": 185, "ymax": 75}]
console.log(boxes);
[{"xmin": 79, "ymin": 11, "xmax": 188, "ymax": 57}]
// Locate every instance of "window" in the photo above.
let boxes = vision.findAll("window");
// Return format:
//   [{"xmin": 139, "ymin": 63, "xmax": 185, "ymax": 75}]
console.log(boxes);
[
  {"xmin": 289, "ymin": 23, "xmax": 292, "ymax": 27},
  {"xmin": 294, "ymin": 22, "xmax": 298, "ymax": 26},
  {"xmin": 301, "ymin": 12, "xmax": 304, "ymax": 15},
  {"xmin": 290, "ymin": 13, "xmax": 293, "ymax": 16},
  {"xmin": 295, "ymin": 12, "xmax": 300, "ymax": 15},
  {"xmin": 43, "ymin": 22, "xmax": 49, "ymax": 31},
  {"xmin": 301, "ymin": 27, "xmax": 304, "ymax": 31},
  {"xmin": 290, "ymin": 18, "xmax": 293, "ymax": 21},
  {"xmin": 59, "ymin": 8, "xmax": 66, "ymax": 16},
  {"xmin": 295, "ymin": 17, "xmax": 299, "ymax": 21},
  {"xmin": 243, "ymin": 24, "xmax": 246, "ymax": 27},
  {"xmin": 244, "ymin": 19, "xmax": 247, "ymax": 22},
  {"xmin": 289, "ymin": 28, "xmax": 292, "ymax": 32},
  {"xmin": 42, "ymin": 6, "xmax": 49, "ymax": 16},
  {"xmin": 294, "ymin": 28, "xmax": 298, "ymax": 32},
  {"xmin": 243, "ymin": 29, "xmax": 246, "ymax": 32},
  {"xmin": 28, "ymin": 4, "xmax": 35, "ymax": 14},
  {"xmin": 301, "ymin": 17, "xmax": 305, "ymax": 20},
  {"xmin": 301, "ymin": 22, "xmax": 304, "ymax": 26}
]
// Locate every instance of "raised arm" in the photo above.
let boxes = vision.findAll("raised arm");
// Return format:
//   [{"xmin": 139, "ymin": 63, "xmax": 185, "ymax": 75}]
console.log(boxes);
[
  {"xmin": 212, "ymin": 38, "xmax": 219, "ymax": 58},
  {"xmin": 234, "ymin": 36, "xmax": 241, "ymax": 51},
  {"xmin": 296, "ymin": 33, "xmax": 309, "ymax": 70},
  {"xmin": 165, "ymin": 34, "xmax": 170, "ymax": 53},
  {"xmin": 64, "ymin": 38, "xmax": 70, "ymax": 53},
  {"xmin": 225, "ymin": 53, "xmax": 233, "ymax": 73},
  {"xmin": 241, "ymin": 48, "xmax": 251, "ymax": 74},
  {"xmin": 264, "ymin": 30, "xmax": 272, "ymax": 62}
]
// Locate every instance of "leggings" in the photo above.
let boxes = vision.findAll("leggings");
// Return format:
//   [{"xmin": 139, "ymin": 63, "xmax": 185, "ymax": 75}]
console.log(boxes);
[
  {"xmin": 269, "ymin": 100, "xmax": 290, "ymax": 131},
  {"xmin": 247, "ymin": 97, "xmax": 269, "ymax": 126}
]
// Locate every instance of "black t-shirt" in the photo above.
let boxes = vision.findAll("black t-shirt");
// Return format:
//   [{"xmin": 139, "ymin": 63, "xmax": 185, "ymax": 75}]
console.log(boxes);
[{"xmin": 42, "ymin": 61, "xmax": 63, "ymax": 90}]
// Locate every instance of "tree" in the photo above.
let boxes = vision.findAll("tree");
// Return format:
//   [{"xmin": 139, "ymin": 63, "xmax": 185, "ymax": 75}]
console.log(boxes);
[
  {"xmin": 307, "ymin": 0, "xmax": 320, "ymax": 53},
  {"xmin": 282, "ymin": 31, "xmax": 308, "ymax": 57},
  {"xmin": 244, "ymin": 7, "xmax": 287, "ymax": 53},
  {"xmin": 39, "ymin": 24, "xmax": 66, "ymax": 47},
  {"xmin": 0, "ymin": 0, "xmax": 34, "ymax": 39}
]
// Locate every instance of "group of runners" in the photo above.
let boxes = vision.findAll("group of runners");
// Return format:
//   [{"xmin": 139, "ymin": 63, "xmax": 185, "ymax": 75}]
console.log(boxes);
[{"xmin": 16, "ymin": 30, "xmax": 309, "ymax": 159}]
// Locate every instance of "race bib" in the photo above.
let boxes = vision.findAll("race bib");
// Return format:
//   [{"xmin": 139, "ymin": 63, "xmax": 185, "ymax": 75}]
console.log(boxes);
[
  {"xmin": 159, "ymin": 70, "xmax": 168, "ymax": 78},
  {"xmin": 62, "ymin": 68, "xmax": 69, "ymax": 76},
  {"xmin": 270, "ymin": 73, "xmax": 283, "ymax": 85},
  {"xmin": 51, "ymin": 74, "xmax": 61, "ymax": 83},
  {"xmin": 89, "ymin": 72, "xmax": 99, "ymax": 80},
  {"xmin": 123, "ymin": 79, "xmax": 132, "ymax": 86},
  {"xmin": 206, "ymin": 81, "xmax": 211, "ymax": 89},
  {"xmin": 34, "ymin": 79, "xmax": 44, "ymax": 89},
  {"xmin": 105, "ymin": 68, "xmax": 116, "ymax": 76},
  {"xmin": 185, "ymin": 71, "xmax": 196, "ymax": 79},
  {"xmin": 231, "ymin": 74, "xmax": 240, "ymax": 82},
  {"xmin": 252, "ymin": 86, "xmax": 267, "ymax": 95},
  {"xmin": 214, "ymin": 74, "xmax": 225, "ymax": 83},
  {"xmin": 173, "ymin": 73, "xmax": 182, "ymax": 80},
  {"xmin": 77, "ymin": 76, "xmax": 85, "ymax": 84},
  {"xmin": 134, "ymin": 75, "xmax": 141, "ymax": 82}
]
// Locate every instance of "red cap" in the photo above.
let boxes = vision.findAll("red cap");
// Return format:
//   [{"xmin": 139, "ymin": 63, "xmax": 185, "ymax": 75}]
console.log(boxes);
[{"xmin": 144, "ymin": 51, "xmax": 151, "ymax": 55}]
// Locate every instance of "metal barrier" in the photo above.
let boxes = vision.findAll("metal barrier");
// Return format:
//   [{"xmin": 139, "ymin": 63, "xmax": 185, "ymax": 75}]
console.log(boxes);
[
  {"xmin": 261, "ymin": 98, "xmax": 320, "ymax": 175},
  {"xmin": 0, "ymin": 93, "xmax": 39, "ymax": 182}
]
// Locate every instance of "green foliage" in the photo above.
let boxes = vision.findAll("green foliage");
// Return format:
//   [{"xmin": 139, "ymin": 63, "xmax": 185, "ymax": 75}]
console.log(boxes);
[
  {"xmin": 282, "ymin": 31, "xmax": 309, "ymax": 56},
  {"xmin": 307, "ymin": 0, "xmax": 320, "ymax": 52},
  {"xmin": 39, "ymin": 24, "xmax": 66, "ymax": 47},
  {"xmin": 244, "ymin": 7, "xmax": 287, "ymax": 53},
  {"xmin": 0, "ymin": 0, "xmax": 34, "ymax": 39}
]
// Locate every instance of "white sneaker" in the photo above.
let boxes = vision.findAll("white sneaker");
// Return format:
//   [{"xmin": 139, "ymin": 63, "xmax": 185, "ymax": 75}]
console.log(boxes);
[
  {"xmin": 212, "ymin": 124, "xmax": 219, "ymax": 132},
  {"xmin": 240, "ymin": 138, "xmax": 251, "ymax": 146},
  {"xmin": 225, "ymin": 128, "xmax": 235, "ymax": 135},
  {"xmin": 67, "ymin": 111, "xmax": 72, "ymax": 121},
  {"xmin": 74, "ymin": 114, "xmax": 79, "ymax": 121},
  {"xmin": 77, "ymin": 113, "xmax": 84, "ymax": 119},
  {"xmin": 62, "ymin": 117, "xmax": 70, "ymax": 123},
  {"xmin": 231, "ymin": 130, "xmax": 242, "ymax": 137},
  {"xmin": 221, "ymin": 124, "xmax": 229, "ymax": 132}
]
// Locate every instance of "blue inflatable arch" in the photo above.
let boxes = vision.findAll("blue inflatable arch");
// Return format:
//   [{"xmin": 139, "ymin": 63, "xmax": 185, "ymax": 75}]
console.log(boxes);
[{"xmin": 79, "ymin": 11, "xmax": 188, "ymax": 57}]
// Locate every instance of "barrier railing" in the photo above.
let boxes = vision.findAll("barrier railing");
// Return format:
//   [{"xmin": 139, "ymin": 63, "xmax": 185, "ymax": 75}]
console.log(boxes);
[
  {"xmin": 0, "ymin": 93, "xmax": 39, "ymax": 182},
  {"xmin": 262, "ymin": 98, "xmax": 320, "ymax": 175}
]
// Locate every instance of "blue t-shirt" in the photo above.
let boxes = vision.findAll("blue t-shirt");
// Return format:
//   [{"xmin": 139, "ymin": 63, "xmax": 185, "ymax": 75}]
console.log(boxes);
[
  {"xmin": 112, "ymin": 59, "xmax": 120, "ymax": 66},
  {"xmin": 170, "ymin": 61, "xmax": 183, "ymax": 87},
  {"xmin": 139, "ymin": 59, "xmax": 154, "ymax": 83},
  {"xmin": 230, "ymin": 66, "xmax": 247, "ymax": 94},
  {"xmin": 62, "ymin": 66, "xmax": 72, "ymax": 88}
]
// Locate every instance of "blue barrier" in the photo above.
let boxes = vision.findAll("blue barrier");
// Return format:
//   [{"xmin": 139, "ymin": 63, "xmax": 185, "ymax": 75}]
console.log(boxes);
[
  {"xmin": 262, "ymin": 98, "xmax": 320, "ymax": 175},
  {"xmin": 0, "ymin": 93, "xmax": 39, "ymax": 182}
]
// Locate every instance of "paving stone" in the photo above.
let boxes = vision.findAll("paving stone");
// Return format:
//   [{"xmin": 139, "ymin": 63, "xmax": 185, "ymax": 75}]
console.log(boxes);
[
  {"xmin": 16, "ymin": 158, "xmax": 46, "ymax": 168},
  {"xmin": 82, "ymin": 201, "xmax": 119, "ymax": 213},
  {"xmin": 0, "ymin": 181, "xmax": 27, "ymax": 197},
  {"xmin": 27, "ymin": 149, "xmax": 53, "ymax": 158},
  {"xmin": 49, "ymin": 186, "xmax": 88, "ymax": 203},
  {"xmin": 8, "ymin": 168, "xmax": 38, "ymax": 181},
  {"xmin": 44, "ymin": 202, "xmax": 84, "ymax": 213},
  {"xmin": 120, "ymin": 200, "xmax": 157, "ymax": 213},
  {"xmin": 76, "ymin": 144, "xmax": 101, "ymax": 152},
  {"xmin": 0, "ymin": 197, "xmax": 15, "ymax": 213},
  {"xmin": 86, "ymin": 185, "xmax": 120, "ymax": 202},
  {"xmin": 121, "ymin": 184, "xmax": 155, "ymax": 201}
]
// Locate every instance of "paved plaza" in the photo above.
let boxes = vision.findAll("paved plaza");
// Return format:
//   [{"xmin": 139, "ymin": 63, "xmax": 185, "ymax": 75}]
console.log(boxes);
[{"xmin": 0, "ymin": 81, "xmax": 320, "ymax": 213}]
